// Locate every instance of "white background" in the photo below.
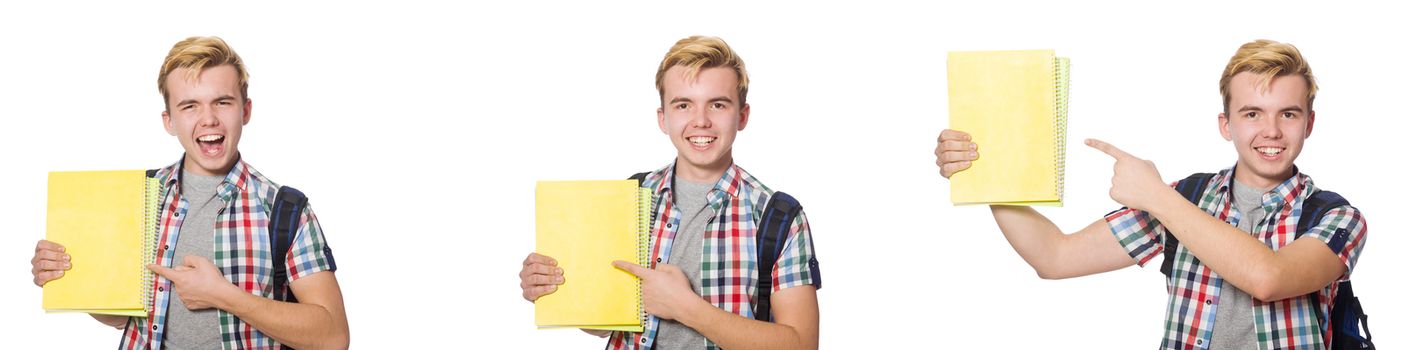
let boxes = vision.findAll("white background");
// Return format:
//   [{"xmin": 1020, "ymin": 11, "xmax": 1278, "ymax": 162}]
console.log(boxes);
[{"xmin": 1, "ymin": 1, "xmax": 1398, "ymax": 348}]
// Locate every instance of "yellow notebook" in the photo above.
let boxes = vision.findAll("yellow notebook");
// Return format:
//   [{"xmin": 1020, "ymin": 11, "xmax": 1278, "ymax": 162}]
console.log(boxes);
[
  {"xmin": 43, "ymin": 170, "xmax": 162, "ymax": 317},
  {"xmin": 947, "ymin": 49, "xmax": 1070, "ymax": 206},
  {"xmin": 535, "ymin": 180, "xmax": 652, "ymax": 332}
]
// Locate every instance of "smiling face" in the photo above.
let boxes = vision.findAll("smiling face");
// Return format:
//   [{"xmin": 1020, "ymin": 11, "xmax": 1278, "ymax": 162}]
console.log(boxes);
[
  {"xmin": 1218, "ymin": 72, "xmax": 1314, "ymax": 189},
  {"xmin": 656, "ymin": 66, "xmax": 749, "ymax": 183},
  {"xmin": 161, "ymin": 64, "xmax": 250, "ymax": 177}
]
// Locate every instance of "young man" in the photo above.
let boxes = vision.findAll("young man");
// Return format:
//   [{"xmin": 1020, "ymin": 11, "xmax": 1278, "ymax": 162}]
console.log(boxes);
[
  {"xmin": 517, "ymin": 36, "xmax": 821, "ymax": 350},
  {"xmin": 28, "ymin": 36, "xmax": 350, "ymax": 349},
  {"xmin": 935, "ymin": 40, "xmax": 1367, "ymax": 349}
]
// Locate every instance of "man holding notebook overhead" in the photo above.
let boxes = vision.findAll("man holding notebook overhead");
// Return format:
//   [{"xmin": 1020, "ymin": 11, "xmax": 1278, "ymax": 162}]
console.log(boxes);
[
  {"xmin": 28, "ymin": 36, "xmax": 349, "ymax": 349},
  {"xmin": 518, "ymin": 36, "xmax": 822, "ymax": 349},
  {"xmin": 935, "ymin": 40, "xmax": 1367, "ymax": 349}
]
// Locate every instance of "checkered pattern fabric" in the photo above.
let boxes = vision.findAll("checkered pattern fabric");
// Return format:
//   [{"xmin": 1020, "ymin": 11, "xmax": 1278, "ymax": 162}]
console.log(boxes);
[
  {"xmin": 1106, "ymin": 166, "xmax": 1367, "ymax": 349},
  {"xmin": 119, "ymin": 157, "xmax": 336, "ymax": 350},
  {"xmin": 606, "ymin": 163, "xmax": 820, "ymax": 350}
]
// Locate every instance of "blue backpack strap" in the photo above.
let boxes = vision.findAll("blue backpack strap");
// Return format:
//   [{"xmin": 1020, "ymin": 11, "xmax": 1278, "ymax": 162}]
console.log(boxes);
[
  {"xmin": 1293, "ymin": 191, "xmax": 1372, "ymax": 349},
  {"xmin": 269, "ymin": 186, "xmax": 308, "ymax": 303},
  {"xmin": 1160, "ymin": 173, "xmax": 1216, "ymax": 277},
  {"xmin": 754, "ymin": 191, "xmax": 807, "ymax": 322}
]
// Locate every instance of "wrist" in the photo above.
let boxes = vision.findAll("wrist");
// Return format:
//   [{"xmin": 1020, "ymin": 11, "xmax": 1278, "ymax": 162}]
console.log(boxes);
[
  {"xmin": 212, "ymin": 284, "xmax": 248, "ymax": 311},
  {"xmin": 676, "ymin": 295, "xmax": 713, "ymax": 327}
]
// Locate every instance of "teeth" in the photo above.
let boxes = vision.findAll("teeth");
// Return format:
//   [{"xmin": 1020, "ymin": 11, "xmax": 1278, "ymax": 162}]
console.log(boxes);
[
  {"xmin": 197, "ymin": 135, "xmax": 223, "ymax": 142},
  {"xmin": 1257, "ymin": 147, "xmax": 1283, "ymax": 155},
  {"xmin": 688, "ymin": 136, "xmax": 715, "ymax": 146}
]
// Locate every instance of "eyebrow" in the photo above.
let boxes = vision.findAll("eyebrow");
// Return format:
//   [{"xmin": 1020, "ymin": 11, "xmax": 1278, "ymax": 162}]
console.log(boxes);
[
  {"xmin": 668, "ymin": 96, "xmax": 734, "ymax": 105},
  {"xmin": 174, "ymin": 95, "xmax": 238, "ymax": 107},
  {"xmin": 1236, "ymin": 105, "xmax": 1304, "ymax": 114}
]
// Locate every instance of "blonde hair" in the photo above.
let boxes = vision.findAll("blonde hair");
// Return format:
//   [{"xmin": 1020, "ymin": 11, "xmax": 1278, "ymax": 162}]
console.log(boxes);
[
  {"xmin": 157, "ymin": 36, "xmax": 249, "ymax": 106},
  {"xmin": 654, "ymin": 36, "xmax": 749, "ymax": 105},
  {"xmin": 1219, "ymin": 39, "xmax": 1317, "ymax": 112}
]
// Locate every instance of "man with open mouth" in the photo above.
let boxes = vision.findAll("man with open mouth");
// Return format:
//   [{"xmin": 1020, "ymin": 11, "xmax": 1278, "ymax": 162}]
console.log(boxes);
[{"xmin": 29, "ymin": 36, "xmax": 350, "ymax": 349}]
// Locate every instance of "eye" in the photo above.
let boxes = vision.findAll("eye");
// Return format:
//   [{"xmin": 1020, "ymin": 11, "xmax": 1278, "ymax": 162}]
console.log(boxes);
[
  {"xmin": 675, "ymin": 103, "xmax": 690, "ymax": 111},
  {"xmin": 1245, "ymin": 111, "xmax": 1258, "ymax": 119},
  {"xmin": 1283, "ymin": 112, "xmax": 1296, "ymax": 119},
  {"xmin": 711, "ymin": 102, "xmax": 727, "ymax": 110},
  {"xmin": 180, "ymin": 104, "xmax": 195, "ymax": 111}
]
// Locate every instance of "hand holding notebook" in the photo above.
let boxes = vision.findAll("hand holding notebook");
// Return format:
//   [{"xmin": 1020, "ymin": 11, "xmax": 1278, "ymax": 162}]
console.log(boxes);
[
  {"xmin": 535, "ymin": 180, "xmax": 652, "ymax": 332},
  {"xmin": 947, "ymin": 49, "xmax": 1070, "ymax": 206},
  {"xmin": 43, "ymin": 170, "xmax": 163, "ymax": 317}
]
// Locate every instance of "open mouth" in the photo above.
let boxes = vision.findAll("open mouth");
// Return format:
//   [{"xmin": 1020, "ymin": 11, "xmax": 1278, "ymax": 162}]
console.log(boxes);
[
  {"xmin": 197, "ymin": 134, "xmax": 225, "ymax": 156},
  {"xmin": 687, "ymin": 136, "xmax": 716, "ymax": 147},
  {"xmin": 1254, "ymin": 146, "xmax": 1283, "ymax": 156}
]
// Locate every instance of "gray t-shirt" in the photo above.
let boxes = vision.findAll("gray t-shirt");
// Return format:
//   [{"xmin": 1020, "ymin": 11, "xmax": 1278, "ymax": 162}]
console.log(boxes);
[
  {"xmin": 654, "ymin": 179, "xmax": 713, "ymax": 350},
  {"xmin": 1208, "ymin": 181, "xmax": 1268, "ymax": 349},
  {"xmin": 163, "ymin": 171, "xmax": 224, "ymax": 349}
]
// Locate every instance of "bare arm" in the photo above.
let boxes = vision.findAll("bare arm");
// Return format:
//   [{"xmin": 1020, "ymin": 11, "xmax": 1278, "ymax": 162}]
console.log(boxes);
[
  {"xmin": 614, "ymin": 261, "xmax": 817, "ymax": 350},
  {"xmin": 990, "ymin": 206, "xmax": 1136, "ymax": 279},
  {"xmin": 1148, "ymin": 194, "xmax": 1344, "ymax": 301},
  {"xmin": 220, "ymin": 271, "xmax": 350, "ymax": 349},
  {"xmin": 682, "ymin": 285, "xmax": 819, "ymax": 350},
  {"xmin": 936, "ymin": 129, "xmax": 1133, "ymax": 279},
  {"xmin": 1087, "ymin": 138, "xmax": 1347, "ymax": 301}
]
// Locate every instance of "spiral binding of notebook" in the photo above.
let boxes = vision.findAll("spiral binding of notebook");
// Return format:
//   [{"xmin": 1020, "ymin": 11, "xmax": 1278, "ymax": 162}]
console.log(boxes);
[
  {"xmin": 140, "ymin": 177, "xmax": 162, "ymax": 314},
  {"xmin": 633, "ymin": 188, "xmax": 653, "ymax": 327},
  {"xmin": 1053, "ymin": 57, "xmax": 1070, "ymax": 202}
]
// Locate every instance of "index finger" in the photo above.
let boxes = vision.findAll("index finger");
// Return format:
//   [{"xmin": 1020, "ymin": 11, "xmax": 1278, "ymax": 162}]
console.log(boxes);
[
  {"xmin": 523, "ymin": 252, "xmax": 557, "ymax": 267},
  {"xmin": 939, "ymin": 129, "xmax": 972, "ymax": 142},
  {"xmin": 611, "ymin": 260, "xmax": 648, "ymax": 278},
  {"xmin": 146, "ymin": 264, "xmax": 175, "ymax": 278},
  {"xmin": 1085, "ymin": 138, "xmax": 1132, "ymax": 159},
  {"xmin": 36, "ymin": 240, "xmax": 65, "ymax": 253}
]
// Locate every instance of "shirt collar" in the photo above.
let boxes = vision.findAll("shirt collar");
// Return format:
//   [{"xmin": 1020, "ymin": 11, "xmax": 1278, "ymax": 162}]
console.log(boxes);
[
  {"xmin": 162, "ymin": 153, "xmax": 253, "ymax": 202},
  {"xmin": 657, "ymin": 160, "xmax": 748, "ymax": 202},
  {"xmin": 1218, "ymin": 164, "xmax": 1312, "ymax": 210}
]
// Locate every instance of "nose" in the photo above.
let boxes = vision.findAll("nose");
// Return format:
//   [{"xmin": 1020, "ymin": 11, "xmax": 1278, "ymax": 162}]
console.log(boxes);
[
  {"xmin": 197, "ymin": 105, "xmax": 220, "ymax": 128},
  {"xmin": 690, "ymin": 112, "xmax": 711, "ymax": 129},
  {"xmin": 1261, "ymin": 115, "xmax": 1283, "ymax": 139}
]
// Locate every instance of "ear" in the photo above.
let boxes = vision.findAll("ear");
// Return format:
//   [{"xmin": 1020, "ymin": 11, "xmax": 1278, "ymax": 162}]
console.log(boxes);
[
  {"xmin": 737, "ymin": 103, "xmax": 750, "ymax": 131},
  {"xmin": 162, "ymin": 110, "xmax": 176, "ymax": 136},
  {"xmin": 1218, "ymin": 112, "xmax": 1231, "ymax": 141},
  {"xmin": 1304, "ymin": 110, "xmax": 1315, "ymax": 139},
  {"xmin": 242, "ymin": 98, "xmax": 252, "ymax": 126},
  {"xmin": 657, "ymin": 106, "xmax": 668, "ymax": 135}
]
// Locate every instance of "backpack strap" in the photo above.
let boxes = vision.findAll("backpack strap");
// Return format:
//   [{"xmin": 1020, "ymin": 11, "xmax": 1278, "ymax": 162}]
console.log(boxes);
[
  {"xmin": 1160, "ymin": 173, "xmax": 1216, "ymax": 277},
  {"xmin": 629, "ymin": 172, "xmax": 650, "ymax": 186},
  {"xmin": 754, "ymin": 192, "xmax": 804, "ymax": 322},
  {"xmin": 1291, "ymin": 190, "xmax": 1369, "ymax": 349},
  {"xmin": 269, "ymin": 186, "xmax": 308, "ymax": 303}
]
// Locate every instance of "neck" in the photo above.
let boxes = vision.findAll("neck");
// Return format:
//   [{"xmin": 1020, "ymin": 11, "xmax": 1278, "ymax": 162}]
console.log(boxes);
[
  {"xmin": 1232, "ymin": 163, "xmax": 1292, "ymax": 190},
  {"xmin": 674, "ymin": 157, "xmax": 731, "ymax": 185}
]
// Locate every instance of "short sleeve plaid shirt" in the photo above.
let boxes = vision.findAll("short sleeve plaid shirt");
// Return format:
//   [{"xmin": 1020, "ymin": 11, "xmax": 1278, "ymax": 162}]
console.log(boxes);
[
  {"xmin": 606, "ymin": 163, "xmax": 821, "ymax": 350},
  {"xmin": 1105, "ymin": 166, "xmax": 1367, "ymax": 350},
  {"xmin": 118, "ymin": 156, "xmax": 337, "ymax": 350}
]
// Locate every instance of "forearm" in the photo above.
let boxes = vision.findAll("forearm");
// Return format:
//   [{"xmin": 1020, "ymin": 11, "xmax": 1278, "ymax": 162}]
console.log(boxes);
[
  {"xmin": 90, "ymin": 314, "xmax": 129, "ymax": 330},
  {"xmin": 1151, "ymin": 198, "xmax": 1286, "ymax": 298},
  {"xmin": 989, "ymin": 205, "xmax": 1069, "ymax": 278},
  {"xmin": 218, "ymin": 292, "xmax": 348, "ymax": 349},
  {"xmin": 678, "ymin": 301, "xmax": 811, "ymax": 350}
]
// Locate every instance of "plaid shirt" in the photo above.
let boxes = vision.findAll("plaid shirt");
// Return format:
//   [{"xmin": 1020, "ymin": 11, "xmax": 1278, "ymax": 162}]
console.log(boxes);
[
  {"xmin": 1106, "ymin": 166, "xmax": 1367, "ymax": 350},
  {"xmin": 606, "ymin": 163, "xmax": 821, "ymax": 350},
  {"xmin": 119, "ymin": 157, "xmax": 337, "ymax": 350}
]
